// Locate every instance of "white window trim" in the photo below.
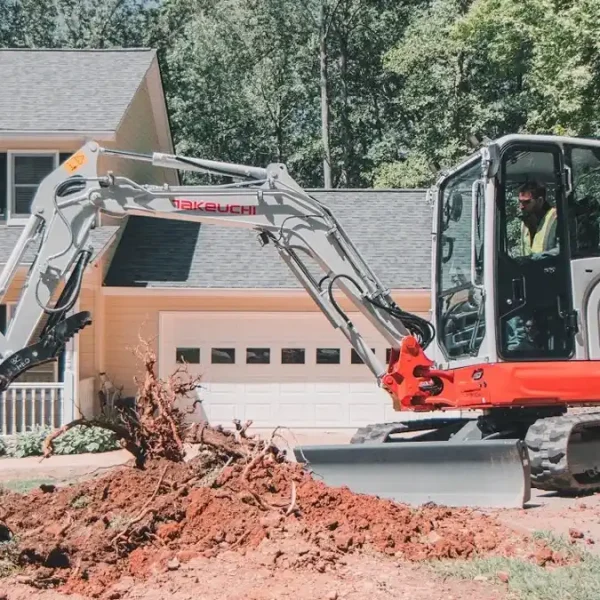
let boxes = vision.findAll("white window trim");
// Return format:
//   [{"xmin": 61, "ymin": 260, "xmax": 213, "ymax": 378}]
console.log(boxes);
[{"xmin": 6, "ymin": 150, "xmax": 60, "ymax": 225}]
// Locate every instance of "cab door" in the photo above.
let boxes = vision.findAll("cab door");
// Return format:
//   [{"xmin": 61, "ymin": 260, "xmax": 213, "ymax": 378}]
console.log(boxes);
[
  {"xmin": 431, "ymin": 156, "xmax": 489, "ymax": 369},
  {"xmin": 494, "ymin": 142, "xmax": 576, "ymax": 361}
]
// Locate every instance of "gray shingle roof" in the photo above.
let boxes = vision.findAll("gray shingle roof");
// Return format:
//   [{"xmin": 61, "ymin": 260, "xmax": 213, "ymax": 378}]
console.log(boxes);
[
  {"xmin": 103, "ymin": 190, "xmax": 432, "ymax": 289},
  {"xmin": 0, "ymin": 49, "xmax": 155, "ymax": 132},
  {"xmin": 0, "ymin": 225, "xmax": 119, "ymax": 265}
]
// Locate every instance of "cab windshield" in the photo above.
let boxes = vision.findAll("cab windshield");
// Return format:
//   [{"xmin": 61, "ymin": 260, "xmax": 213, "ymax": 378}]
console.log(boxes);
[{"xmin": 436, "ymin": 158, "xmax": 486, "ymax": 360}]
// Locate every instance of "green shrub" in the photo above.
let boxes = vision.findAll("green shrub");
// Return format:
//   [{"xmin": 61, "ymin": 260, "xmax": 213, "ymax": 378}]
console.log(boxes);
[
  {"xmin": 53, "ymin": 425, "xmax": 120, "ymax": 455},
  {"xmin": 0, "ymin": 437, "xmax": 7, "ymax": 457},
  {"xmin": 11, "ymin": 424, "xmax": 120, "ymax": 458},
  {"xmin": 12, "ymin": 425, "xmax": 51, "ymax": 458}
]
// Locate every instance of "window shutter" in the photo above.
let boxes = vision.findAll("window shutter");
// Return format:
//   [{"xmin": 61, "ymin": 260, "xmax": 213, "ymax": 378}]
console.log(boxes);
[{"xmin": 0, "ymin": 153, "xmax": 6, "ymax": 218}]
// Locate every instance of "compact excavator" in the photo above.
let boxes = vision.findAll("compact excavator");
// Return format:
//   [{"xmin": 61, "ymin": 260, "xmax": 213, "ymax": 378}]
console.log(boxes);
[{"xmin": 2, "ymin": 133, "xmax": 600, "ymax": 508}]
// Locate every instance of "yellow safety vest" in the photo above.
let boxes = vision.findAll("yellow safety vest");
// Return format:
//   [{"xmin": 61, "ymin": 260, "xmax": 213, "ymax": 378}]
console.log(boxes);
[{"xmin": 520, "ymin": 206, "xmax": 557, "ymax": 256}]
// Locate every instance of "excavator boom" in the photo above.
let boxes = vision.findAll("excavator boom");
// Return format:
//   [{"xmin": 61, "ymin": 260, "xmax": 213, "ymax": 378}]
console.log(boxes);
[{"xmin": 0, "ymin": 142, "xmax": 432, "ymax": 385}]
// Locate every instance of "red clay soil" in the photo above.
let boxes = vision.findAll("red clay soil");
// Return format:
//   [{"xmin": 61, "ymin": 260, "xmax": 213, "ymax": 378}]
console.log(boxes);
[
  {"xmin": 0, "ymin": 428, "xmax": 566, "ymax": 599},
  {"xmin": 2, "ymin": 552, "xmax": 511, "ymax": 600}
]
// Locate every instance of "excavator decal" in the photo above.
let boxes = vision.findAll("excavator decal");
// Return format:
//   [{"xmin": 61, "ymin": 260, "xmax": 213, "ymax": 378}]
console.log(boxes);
[
  {"xmin": 63, "ymin": 150, "xmax": 87, "ymax": 174},
  {"xmin": 172, "ymin": 199, "xmax": 257, "ymax": 215}
]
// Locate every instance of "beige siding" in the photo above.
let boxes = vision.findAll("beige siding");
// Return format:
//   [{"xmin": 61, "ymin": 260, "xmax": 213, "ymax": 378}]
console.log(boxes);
[
  {"xmin": 102, "ymin": 292, "xmax": 431, "ymax": 396},
  {"xmin": 78, "ymin": 285, "xmax": 96, "ymax": 379},
  {"xmin": 78, "ymin": 259, "xmax": 108, "ymax": 381},
  {"xmin": 2, "ymin": 268, "xmax": 29, "ymax": 304}
]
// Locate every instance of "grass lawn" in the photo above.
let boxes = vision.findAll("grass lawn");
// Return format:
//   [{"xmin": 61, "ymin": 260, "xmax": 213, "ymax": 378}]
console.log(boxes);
[
  {"xmin": 1, "ymin": 478, "xmax": 58, "ymax": 494},
  {"xmin": 429, "ymin": 531, "xmax": 600, "ymax": 600}
]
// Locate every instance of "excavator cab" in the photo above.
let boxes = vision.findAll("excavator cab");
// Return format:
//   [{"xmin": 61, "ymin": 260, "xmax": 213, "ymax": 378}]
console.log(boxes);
[{"xmin": 431, "ymin": 135, "xmax": 600, "ymax": 371}]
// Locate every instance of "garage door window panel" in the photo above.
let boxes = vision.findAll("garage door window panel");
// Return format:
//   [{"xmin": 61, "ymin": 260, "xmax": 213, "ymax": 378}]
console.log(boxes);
[
  {"xmin": 351, "ymin": 348, "xmax": 375, "ymax": 364},
  {"xmin": 211, "ymin": 348, "xmax": 236, "ymax": 364},
  {"xmin": 316, "ymin": 348, "xmax": 340, "ymax": 364},
  {"xmin": 176, "ymin": 347, "xmax": 200, "ymax": 364},
  {"xmin": 246, "ymin": 348, "xmax": 270, "ymax": 364},
  {"xmin": 282, "ymin": 348, "xmax": 305, "ymax": 364}
]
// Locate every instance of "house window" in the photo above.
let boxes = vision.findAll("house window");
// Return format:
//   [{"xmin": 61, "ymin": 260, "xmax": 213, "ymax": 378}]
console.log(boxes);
[
  {"xmin": 8, "ymin": 152, "xmax": 59, "ymax": 219},
  {"xmin": 316, "ymin": 348, "xmax": 340, "ymax": 364}
]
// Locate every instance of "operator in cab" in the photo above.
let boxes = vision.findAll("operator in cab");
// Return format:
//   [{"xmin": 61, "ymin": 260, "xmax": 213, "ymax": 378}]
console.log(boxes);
[
  {"xmin": 506, "ymin": 181, "xmax": 559, "ymax": 353},
  {"xmin": 517, "ymin": 181, "xmax": 558, "ymax": 258}
]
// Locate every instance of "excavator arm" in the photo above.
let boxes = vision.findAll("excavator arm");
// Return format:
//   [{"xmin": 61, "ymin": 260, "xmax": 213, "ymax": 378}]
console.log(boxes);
[{"xmin": 0, "ymin": 141, "xmax": 433, "ymax": 397}]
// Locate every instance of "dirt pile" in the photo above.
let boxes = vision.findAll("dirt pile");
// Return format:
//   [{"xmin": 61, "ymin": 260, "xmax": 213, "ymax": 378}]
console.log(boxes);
[
  {"xmin": 0, "ymin": 344, "xmax": 569, "ymax": 598},
  {"xmin": 0, "ymin": 423, "xmax": 564, "ymax": 598}
]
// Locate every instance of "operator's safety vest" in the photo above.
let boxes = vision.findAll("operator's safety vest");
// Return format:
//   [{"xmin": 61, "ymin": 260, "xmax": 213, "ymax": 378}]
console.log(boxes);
[{"xmin": 520, "ymin": 206, "xmax": 557, "ymax": 256}]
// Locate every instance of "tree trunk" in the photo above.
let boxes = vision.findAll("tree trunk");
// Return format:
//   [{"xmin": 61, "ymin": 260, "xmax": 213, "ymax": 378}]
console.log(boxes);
[
  {"xmin": 320, "ymin": 0, "xmax": 332, "ymax": 189},
  {"xmin": 339, "ymin": 29, "xmax": 350, "ymax": 186}
]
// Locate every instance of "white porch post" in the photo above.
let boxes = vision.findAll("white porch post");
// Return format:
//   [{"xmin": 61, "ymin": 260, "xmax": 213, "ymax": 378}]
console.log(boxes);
[{"xmin": 61, "ymin": 304, "xmax": 79, "ymax": 425}]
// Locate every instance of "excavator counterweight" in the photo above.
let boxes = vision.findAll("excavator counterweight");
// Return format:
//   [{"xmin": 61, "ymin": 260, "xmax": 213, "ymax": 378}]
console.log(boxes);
[{"xmin": 2, "ymin": 134, "xmax": 600, "ymax": 508}]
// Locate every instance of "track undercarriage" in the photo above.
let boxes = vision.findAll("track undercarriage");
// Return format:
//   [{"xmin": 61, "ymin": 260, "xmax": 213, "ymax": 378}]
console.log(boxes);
[{"xmin": 350, "ymin": 407, "xmax": 600, "ymax": 495}]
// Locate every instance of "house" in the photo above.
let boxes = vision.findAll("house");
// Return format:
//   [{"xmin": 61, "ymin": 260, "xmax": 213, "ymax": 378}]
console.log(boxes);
[
  {"xmin": 0, "ymin": 48, "xmax": 176, "ymax": 433},
  {"xmin": 0, "ymin": 48, "xmax": 433, "ymax": 436}
]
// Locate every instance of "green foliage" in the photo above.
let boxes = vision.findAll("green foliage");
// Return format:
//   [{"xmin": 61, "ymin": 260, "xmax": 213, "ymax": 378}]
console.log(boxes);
[
  {"xmin": 11, "ymin": 424, "xmax": 119, "ymax": 458},
  {"xmin": 4, "ymin": 0, "xmax": 600, "ymax": 189},
  {"xmin": 373, "ymin": 153, "xmax": 436, "ymax": 188},
  {"xmin": 12, "ymin": 425, "xmax": 50, "ymax": 458},
  {"xmin": 53, "ymin": 424, "xmax": 120, "ymax": 455},
  {"xmin": 0, "ymin": 437, "xmax": 7, "ymax": 457}
]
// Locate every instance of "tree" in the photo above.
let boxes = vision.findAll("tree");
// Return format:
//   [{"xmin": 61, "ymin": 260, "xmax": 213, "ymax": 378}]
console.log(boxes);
[
  {"xmin": 0, "ymin": 0, "xmax": 60, "ymax": 47},
  {"xmin": 375, "ymin": 0, "xmax": 600, "ymax": 187}
]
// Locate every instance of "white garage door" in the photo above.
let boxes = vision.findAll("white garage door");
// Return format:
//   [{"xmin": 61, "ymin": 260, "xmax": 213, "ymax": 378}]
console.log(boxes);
[{"xmin": 158, "ymin": 311, "xmax": 447, "ymax": 429}]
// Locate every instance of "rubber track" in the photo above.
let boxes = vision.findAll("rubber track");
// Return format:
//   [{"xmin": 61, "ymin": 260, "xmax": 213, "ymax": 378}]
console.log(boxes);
[
  {"xmin": 525, "ymin": 411, "xmax": 600, "ymax": 493},
  {"xmin": 350, "ymin": 419, "xmax": 469, "ymax": 444}
]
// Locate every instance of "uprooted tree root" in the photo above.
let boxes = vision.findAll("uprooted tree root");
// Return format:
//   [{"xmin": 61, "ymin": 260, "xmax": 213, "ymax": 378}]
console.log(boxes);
[
  {"xmin": 43, "ymin": 335, "xmax": 228, "ymax": 468},
  {"xmin": 1, "ymin": 423, "xmax": 299, "ymax": 594}
]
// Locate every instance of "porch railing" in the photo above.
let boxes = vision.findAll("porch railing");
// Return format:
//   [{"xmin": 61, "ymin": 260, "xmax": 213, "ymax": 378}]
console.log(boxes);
[{"xmin": 0, "ymin": 383, "xmax": 65, "ymax": 436}]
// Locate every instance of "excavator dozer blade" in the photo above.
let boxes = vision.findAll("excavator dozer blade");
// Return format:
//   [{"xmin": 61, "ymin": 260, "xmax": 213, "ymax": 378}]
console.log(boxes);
[{"xmin": 293, "ymin": 439, "xmax": 531, "ymax": 509}]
